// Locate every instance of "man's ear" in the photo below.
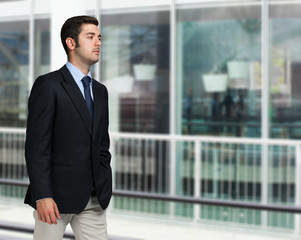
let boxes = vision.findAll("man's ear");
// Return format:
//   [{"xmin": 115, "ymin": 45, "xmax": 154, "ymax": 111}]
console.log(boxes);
[{"xmin": 66, "ymin": 37, "xmax": 76, "ymax": 51}]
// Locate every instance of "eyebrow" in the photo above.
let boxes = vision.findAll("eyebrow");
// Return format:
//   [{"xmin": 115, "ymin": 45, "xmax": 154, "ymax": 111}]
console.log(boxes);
[{"xmin": 86, "ymin": 32, "xmax": 102, "ymax": 38}]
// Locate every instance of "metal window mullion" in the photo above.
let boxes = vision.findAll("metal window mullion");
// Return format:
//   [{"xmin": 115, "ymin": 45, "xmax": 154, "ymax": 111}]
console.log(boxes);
[
  {"xmin": 169, "ymin": 0, "xmax": 177, "ymax": 218},
  {"xmin": 261, "ymin": 0, "xmax": 270, "ymax": 140},
  {"xmin": 28, "ymin": 0, "xmax": 35, "ymax": 90},
  {"xmin": 95, "ymin": 0, "xmax": 101, "ymax": 82},
  {"xmin": 170, "ymin": 0, "xmax": 176, "ymax": 136}
]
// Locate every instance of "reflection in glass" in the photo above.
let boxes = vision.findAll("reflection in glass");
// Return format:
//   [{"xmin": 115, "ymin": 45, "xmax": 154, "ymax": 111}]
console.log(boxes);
[
  {"xmin": 101, "ymin": 10, "xmax": 170, "ymax": 134},
  {"xmin": 34, "ymin": 18, "xmax": 50, "ymax": 77},
  {"xmin": 0, "ymin": 21, "xmax": 29, "ymax": 127},
  {"xmin": 177, "ymin": 4, "xmax": 262, "ymax": 137},
  {"xmin": 270, "ymin": 4, "xmax": 301, "ymax": 139}
]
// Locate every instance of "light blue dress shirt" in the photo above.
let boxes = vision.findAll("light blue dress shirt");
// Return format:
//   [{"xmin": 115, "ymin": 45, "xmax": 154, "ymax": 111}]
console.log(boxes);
[{"xmin": 66, "ymin": 61, "xmax": 94, "ymax": 100}]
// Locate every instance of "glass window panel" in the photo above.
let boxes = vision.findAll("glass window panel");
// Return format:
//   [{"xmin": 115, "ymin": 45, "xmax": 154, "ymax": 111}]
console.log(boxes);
[
  {"xmin": 100, "ymin": 6, "xmax": 170, "ymax": 134},
  {"xmin": 0, "ymin": 19, "xmax": 29, "ymax": 127},
  {"xmin": 34, "ymin": 18, "xmax": 50, "ymax": 77},
  {"xmin": 176, "ymin": 1, "xmax": 262, "ymax": 137},
  {"xmin": 269, "ymin": 3, "xmax": 301, "ymax": 139}
]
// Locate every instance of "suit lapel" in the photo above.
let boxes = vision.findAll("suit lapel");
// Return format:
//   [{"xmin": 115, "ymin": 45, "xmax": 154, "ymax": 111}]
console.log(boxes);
[
  {"xmin": 59, "ymin": 66, "xmax": 93, "ymax": 136},
  {"xmin": 92, "ymin": 82, "xmax": 103, "ymax": 140}
]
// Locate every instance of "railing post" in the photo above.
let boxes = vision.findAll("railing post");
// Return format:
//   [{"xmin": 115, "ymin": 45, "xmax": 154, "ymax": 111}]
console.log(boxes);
[
  {"xmin": 194, "ymin": 140, "xmax": 201, "ymax": 222},
  {"xmin": 261, "ymin": 142, "xmax": 269, "ymax": 229},
  {"xmin": 295, "ymin": 144, "xmax": 301, "ymax": 235},
  {"xmin": 170, "ymin": 138, "xmax": 176, "ymax": 217}
]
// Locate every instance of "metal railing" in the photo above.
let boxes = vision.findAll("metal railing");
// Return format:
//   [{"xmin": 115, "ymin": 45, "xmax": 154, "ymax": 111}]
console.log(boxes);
[
  {"xmin": 1, "ymin": 128, "xmax": 301, "ymax": 233},
  {"xmin": 2, "ymin": 178, "xmax": 301, "ymax": 214}
]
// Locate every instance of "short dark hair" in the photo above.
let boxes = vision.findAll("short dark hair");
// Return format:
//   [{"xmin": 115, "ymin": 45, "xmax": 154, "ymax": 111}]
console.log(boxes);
[{"xmin": 60, "ymin": 15, "xmax": 99, "ymax": 55}]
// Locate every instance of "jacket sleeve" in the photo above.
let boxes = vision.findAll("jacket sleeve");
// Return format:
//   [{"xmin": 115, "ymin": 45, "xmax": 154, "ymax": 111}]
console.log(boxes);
[{"xmin": 25, "ymin": 75, "xmax": 55, "ymax": 202}]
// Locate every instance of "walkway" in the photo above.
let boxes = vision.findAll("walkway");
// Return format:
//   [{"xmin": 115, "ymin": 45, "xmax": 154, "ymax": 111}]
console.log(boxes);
[{"xmin": 0, "ymin": 199, "xmax": 297, "ymax": 240}]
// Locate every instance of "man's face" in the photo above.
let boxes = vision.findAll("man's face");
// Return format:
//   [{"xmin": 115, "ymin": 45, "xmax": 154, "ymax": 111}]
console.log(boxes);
[{"xmin": 74, "ymin": 23, "xmax": 101, "ymax": 66}]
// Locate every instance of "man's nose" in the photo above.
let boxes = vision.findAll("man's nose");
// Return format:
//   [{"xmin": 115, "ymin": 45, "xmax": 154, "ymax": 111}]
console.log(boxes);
[{"xmin": 95, "ymin": 39, "xmax": 101, "ymax": 46}]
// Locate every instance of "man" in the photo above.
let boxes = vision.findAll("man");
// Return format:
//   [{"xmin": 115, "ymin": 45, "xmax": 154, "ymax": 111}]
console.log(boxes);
[{"xmin": 24, "ymin": 15, "xmax": 112, "ymax": 240}]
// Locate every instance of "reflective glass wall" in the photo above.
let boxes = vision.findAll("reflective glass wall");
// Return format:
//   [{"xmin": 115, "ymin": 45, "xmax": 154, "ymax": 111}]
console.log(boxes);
[
  {"xmin": 2, "ymin": 0, "xmax": 301, "ymax": 140},
  {"xmin": 0, "ymin": 20, "xmax": 29, "ymax": 127},
  {"xmin": 177, "ymin": 1, "xmax": 262, "ymax": 137},
  {"xmin": 34, "ymin": 18, "xmax": 50, "ymax": 77},
  {"xmin": 101, "ymin": 2, "xmax": 170, "ymax": 134},
  {"xmin": 270, "ymin": 2, "xmax": 301, "ymax": 139}
]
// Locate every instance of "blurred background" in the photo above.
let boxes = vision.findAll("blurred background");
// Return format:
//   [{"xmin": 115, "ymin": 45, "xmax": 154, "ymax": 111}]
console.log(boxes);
[{"xmin": 1, "ymin": 0, "xmax": 301, "ymax": 239}]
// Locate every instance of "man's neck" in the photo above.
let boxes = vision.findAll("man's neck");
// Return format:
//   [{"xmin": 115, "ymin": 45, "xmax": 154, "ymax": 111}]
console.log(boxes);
[{"xmin": 68, "ymin": 59, "xmax": 90, "ymax": 76}]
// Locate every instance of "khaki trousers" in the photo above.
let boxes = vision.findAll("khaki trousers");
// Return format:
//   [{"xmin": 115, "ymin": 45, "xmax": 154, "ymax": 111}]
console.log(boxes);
[{"xmin": 33, "ymin": 196, "xmax": 108, "ymax": 240}]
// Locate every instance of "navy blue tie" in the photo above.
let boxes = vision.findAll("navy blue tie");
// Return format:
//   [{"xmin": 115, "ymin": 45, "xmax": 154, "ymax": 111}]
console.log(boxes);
[{"xmin": 82, "ymin": 76, "xmax": 94, "ymax": 120}]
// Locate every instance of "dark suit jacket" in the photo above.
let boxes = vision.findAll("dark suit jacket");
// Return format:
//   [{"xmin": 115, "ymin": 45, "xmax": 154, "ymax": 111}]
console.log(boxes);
[{"xmin": 24, "ymin": 65, "xmax": 112, "ymax": 214}]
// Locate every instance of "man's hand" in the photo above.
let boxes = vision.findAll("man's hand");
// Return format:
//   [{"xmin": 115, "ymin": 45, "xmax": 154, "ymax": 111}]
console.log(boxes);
[{"xmin": 36, "ymin": 198, "xmax": 61, "ymax": 224}]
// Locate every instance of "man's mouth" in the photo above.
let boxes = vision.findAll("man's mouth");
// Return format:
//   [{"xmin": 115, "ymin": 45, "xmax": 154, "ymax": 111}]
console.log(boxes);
[{"xmin": 93, "ymin": 49, "xmax": 100, "ymax": 54}]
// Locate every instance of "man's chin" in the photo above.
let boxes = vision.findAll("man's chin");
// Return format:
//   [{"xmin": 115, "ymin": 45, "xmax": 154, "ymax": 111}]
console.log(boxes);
[{"xmin": 90, "ymin": 58, "xmax": 99, "ymax": 65}]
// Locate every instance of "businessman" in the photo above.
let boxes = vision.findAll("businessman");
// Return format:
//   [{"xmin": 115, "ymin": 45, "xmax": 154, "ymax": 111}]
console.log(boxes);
[{"xmin": 24, "ymin": 15, "xmax": 112, "ymax": 240}]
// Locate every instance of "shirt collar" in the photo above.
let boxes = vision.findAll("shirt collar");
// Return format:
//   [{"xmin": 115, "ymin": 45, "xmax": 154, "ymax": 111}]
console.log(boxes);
[{"xmin": 66, "ymin": 61, "xmax": 92, "ymax": 85}]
